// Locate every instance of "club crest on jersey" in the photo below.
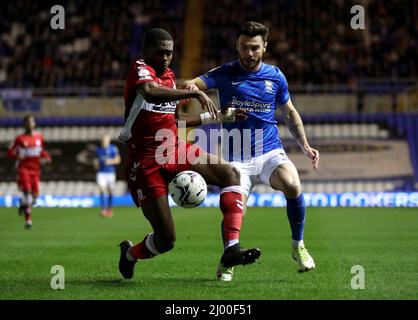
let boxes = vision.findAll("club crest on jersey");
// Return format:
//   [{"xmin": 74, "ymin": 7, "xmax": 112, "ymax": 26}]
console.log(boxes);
[{"xmin": 265, "ymin": 80, "xmax": 273, "ymax": 94}]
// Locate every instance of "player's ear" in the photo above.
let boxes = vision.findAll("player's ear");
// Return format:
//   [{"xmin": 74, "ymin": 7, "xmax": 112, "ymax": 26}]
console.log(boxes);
[{"xmin": 263, "ymin": 41, "xmax": 267, "ymax": 53}]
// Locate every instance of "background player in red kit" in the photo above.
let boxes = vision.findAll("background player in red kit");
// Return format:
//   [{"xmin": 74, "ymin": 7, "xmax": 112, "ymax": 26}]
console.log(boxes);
[
  {"xmin": 7, "ymin": 115, "xmax": 51, "ymax": 229},
  {"xmin": 118, "ymin": 28, "xmax": 261, "ymax": 280}
]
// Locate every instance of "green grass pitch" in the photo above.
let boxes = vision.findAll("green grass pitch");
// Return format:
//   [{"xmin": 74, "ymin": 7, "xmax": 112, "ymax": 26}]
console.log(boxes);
[{"xmin": 0, "ymin": 206, "xmax": 417, "ymax": 300}]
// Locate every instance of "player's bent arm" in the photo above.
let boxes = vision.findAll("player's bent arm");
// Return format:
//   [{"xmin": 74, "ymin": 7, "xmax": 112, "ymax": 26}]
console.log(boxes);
[
  {"xmin": 182, "ymin": 77, "xmax": 208, "ymax": 91},
  {"xmin": 280, "ymin": 99, "xmax": 310, "ymax": 149},
  {"xmin": 41, "ymin": 150, "xmax": 52, "ymax": 162},
  {"xmin": 7, "ymin": 139, "xmax": 21, "ymax": 160},
  {"xmin": 176, "ymin": 107, "xmax": 247, "ymax": 127},
  {"xmin": 139, "ymin": 81, "xmax": 218, "ymax": 120},
  {"xmin": 7, "ymin": 145, "xmax": 18, "ymax": 160},
  {"xmin": 40, "ymin": 139, "xmax": 52, "ymax": 162},
  {"xmin": 93, "ymin": 158, "xmax": 99, "ymax": 170},
  {"xmin": 109, "ymin": 154, "xmax": 121, "ymax": 165},
  {"xmin": 280, "ymin": 99, "xmax": 319, "ymax": 170},
  {"xmin": 139, "ymin": 81, "xmax": 205, "ymax": 104}
]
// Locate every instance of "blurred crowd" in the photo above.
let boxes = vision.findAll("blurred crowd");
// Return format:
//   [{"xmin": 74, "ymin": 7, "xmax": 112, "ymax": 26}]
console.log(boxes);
[
  {"xmin": 201, "ymin": 0, "xmax": 418, "ymax": 86},
  {"xmin": 0, "ymin": 0, "xmax": 416, "ymax": 88},
  {"xmin": 0, "ymin": 0, "xmax": 185, "ymax": 88}
]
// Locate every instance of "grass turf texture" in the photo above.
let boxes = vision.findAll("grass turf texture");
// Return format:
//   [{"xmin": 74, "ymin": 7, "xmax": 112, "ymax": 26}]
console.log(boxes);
[{"xmin": 0, "ymin": 207, "xmax": 417, "ymax": 300}]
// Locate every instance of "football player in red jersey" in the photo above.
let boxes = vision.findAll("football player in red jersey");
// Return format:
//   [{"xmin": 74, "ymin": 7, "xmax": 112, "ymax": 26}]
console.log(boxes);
[
  {"xmin": 7, "ymin": 115, "xmax": 51, "ymax": 229},
  {"xmin": 118, "ymin": 28, "xmax": 261, "ymax": 280}
]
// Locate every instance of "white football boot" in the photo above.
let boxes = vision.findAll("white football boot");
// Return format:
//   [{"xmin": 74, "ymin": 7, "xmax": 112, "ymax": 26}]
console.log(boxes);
[
  {"xmin": 292, "ymin": 246, "xmax": 315, "ymax": 272},
  {"xmin": 216, "ymin": 264, "xmax": 234, "ymax": 282}
]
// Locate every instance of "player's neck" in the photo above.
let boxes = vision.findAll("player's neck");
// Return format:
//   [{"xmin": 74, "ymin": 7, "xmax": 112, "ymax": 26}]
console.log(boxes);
[
  {"xmin": 238, "ymin": 59, "xmax": 262, "ymax": 73},
  {"xmin": 25, "ymin": 130, "xmax": 34, "ymax": 135}
]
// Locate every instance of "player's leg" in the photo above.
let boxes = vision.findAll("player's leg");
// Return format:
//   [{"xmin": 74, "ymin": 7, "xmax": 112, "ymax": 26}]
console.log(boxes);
[
  {"xmin": 119, "ymin": 165, "xmax": 176, "ymax": 279},
  {"xmin": 217, "ymin": 162, "xmax": 253, "ymax": 281},
  {"xmin": 190, "ymin": 151, "xmax": 261, "ymax": 269},
  {"xmin": 18, "ymin": 171, "xmax": 33, "ymax": 228},
  {"xmin": 96, "ymin": 173, "xmax": 108, "ymax": 217},
  {"xmin": 21, "ymin": 191, "xmax": 33, "ymax": 228},
  {"xmin": 119, "ymin": 195, "xmax": 175, "ymax": 279},
  {"xmin": 105, "ymin": 173, "xmax": 116, "ymax": 217},
  {"xmin": 267, "ymin": 158, "xmax": 315, "ymax": 271},
  {"xmin": 31, "ymin": 173, "xmax": 40, "ymax": 207}
]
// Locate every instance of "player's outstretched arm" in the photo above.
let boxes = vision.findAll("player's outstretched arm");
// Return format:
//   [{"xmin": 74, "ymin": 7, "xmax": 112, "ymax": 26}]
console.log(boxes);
[
  {"xmin": 138, "ymin": 81, "xmax": 218, "ymax": 120},
  {"xmin": 182, "ymin": 77, "xmax": 208, "ymax": 91},
  {"xmin": 280, "ymin": 99, "xmax": 319, "ymax": 171},
  {"xmin": 176, "ymin": 107, "xmax": 248, "ymax": 128}
]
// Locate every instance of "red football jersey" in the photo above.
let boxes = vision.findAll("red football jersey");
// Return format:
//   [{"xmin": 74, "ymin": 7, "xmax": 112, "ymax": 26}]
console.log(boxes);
[
  {"xmin": 119, "ymin": 60, "xmax": 178, "ymax": 166},
  {"xmin": 7, "ymin": 131, "xmax": 51, "ymax": 172}
]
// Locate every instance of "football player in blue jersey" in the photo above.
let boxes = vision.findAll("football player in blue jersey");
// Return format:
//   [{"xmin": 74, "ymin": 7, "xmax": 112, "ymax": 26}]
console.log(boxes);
[
  {"xmin": 94, "ymin": 134, "xmax": 121, "ymax": 217},
  {"xmin": 183, "ymin": 21, "xmax": 319, "ymax": 281}
]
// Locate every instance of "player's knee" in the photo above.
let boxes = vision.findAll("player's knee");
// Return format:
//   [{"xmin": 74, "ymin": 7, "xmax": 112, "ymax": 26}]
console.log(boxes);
[
  {"xmin": 223, "ymin": 166, "xmax": 240, "ymax": 187},
  {"xmin": 283, "ymin": 182, "xmax": 301, "ymax": 199}
]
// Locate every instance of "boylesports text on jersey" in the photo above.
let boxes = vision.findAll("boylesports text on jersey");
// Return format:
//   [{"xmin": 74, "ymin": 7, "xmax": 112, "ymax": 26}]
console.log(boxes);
[{"xmin": 231, "ymin": 96, "xmax": 271, "ymax": 112}]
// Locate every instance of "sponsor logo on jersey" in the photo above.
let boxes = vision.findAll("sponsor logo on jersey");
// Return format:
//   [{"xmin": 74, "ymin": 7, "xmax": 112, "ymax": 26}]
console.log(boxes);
[
  {"xmin": 20, "ymin": 146, "xmax": 42, "ymax": 157},
  {"xmin": 152, "ymin": 101, "xmax": 177, "ymax": 113},
  {"xmin": 231, "ymin": 96, "xmax": 271, "ymax": 112}
]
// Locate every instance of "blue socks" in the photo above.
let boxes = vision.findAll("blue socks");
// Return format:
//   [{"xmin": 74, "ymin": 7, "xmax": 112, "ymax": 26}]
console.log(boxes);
[
  {"xmin": 100, "ymin": 193, "xmax": 113, "ymax": 210},
  {"xmin": 108, "ymin": 193, "xmax": 113, "ymax": 209},
  {"xmin": 100, "ymin": 192, "xmax": 106, "ymax": 210},
  {"xmin": 286, "ymin": 194, "xmax": 306, "ymax": 241}
]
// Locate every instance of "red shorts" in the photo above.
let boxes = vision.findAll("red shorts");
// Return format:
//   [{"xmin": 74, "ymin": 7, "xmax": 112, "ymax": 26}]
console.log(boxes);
[
  {"xmin": 17, "ymin": 170, "xmax": 40, "ymax": 195},
  {"xmin": 126, "ymin": 141, "xmax": 202, "ymax": 207}
]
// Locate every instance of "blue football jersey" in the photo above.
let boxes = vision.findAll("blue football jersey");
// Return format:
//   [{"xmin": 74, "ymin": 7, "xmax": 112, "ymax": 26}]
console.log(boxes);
[
  {"xmin": 96, "ymin": 144, "xmax": 119, "ymax": 173},
  {"xmin": 199, "ymin": 60, "xmax": 290, "ymax": 162}
]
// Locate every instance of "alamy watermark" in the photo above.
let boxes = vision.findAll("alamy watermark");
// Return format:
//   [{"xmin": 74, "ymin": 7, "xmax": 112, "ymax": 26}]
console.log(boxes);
[
  {"xmin": 154, "ymin": 120, "xmax": 264, "ymax": 168},
  {"xmin": 350, "ymin": 5, "xmax": 365, "ymax": 30},
  {"xmin": 350, "ymin": 265, "xmax": 365, "ymax": 289},
  {"xmin": 50, "ymin": 265, "xmax": 65, "ymax": 289},
  {"xmin": 50, "ymin": 5, "xmax": 65, "ymax": 30}
]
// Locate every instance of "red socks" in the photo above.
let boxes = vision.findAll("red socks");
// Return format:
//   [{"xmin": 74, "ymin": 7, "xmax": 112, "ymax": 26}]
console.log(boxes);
[
  {"xmin": 220, "ymin": 189, "xmax": 243, "ymax": 242},
  {"xmin": 129, "ymin": 233, "xmax": 158, "ymax": 260}
]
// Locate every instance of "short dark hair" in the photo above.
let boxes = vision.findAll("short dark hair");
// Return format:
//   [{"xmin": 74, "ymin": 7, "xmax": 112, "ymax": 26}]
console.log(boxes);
[
  {"xmin": 238, "ymin": 21, "xmax": 269, "ymax": 42},
  {"xmin": 23, "ymin": 114, "xmax": 34, "ymax": 122},
  {"xmin": 144, "ymin": 28, "xmax": 173, "ymax": 50}
]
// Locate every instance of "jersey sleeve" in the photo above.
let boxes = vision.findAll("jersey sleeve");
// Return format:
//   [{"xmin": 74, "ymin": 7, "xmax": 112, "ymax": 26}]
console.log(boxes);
[
  {"xmin": 134, "ymin": 60, "xmax": 156, "ymax": 85},
  {"xmin": 275, "ymin": 70, "xmax": 290, "ymax": 106},
  {"xmin": 199, "ymin": 66, "xmax": 226, "ymax": 89}
]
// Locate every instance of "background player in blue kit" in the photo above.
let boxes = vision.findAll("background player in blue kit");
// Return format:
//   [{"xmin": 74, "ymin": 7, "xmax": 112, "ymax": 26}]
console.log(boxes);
[
  {"xmin": 94, "ymin": 134, "xmax": 121, "ymax": 217},
  {"xmin": 184, "ymin": 21, "xmax": 320, "ymax": 281}
]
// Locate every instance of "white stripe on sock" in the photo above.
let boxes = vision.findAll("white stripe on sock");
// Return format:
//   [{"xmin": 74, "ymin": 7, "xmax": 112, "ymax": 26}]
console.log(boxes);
[
  {"xmin": 292, "ymin": 239, "xmax": 304, "ymax": 249},
  {"xmin": 145, "ymin": 233, "xmax": 160, "ymax": 256},
  {"xmin": 225, "ymin": 239, "xmax": 239, "ymax": 249}
]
